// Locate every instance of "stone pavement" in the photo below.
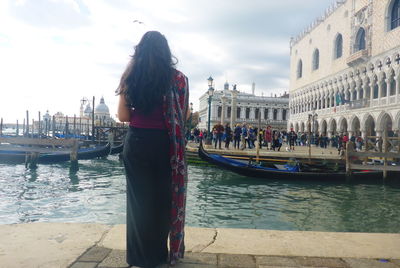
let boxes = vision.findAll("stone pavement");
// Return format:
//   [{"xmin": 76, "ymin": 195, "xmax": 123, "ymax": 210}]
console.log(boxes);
[
  {"xmin": 70, "ymin": 247, "xmax": 400, "ymax": 268},
  {"xmin": 1, "ymin": 223, "xmax": 399, "ymax": 268}
]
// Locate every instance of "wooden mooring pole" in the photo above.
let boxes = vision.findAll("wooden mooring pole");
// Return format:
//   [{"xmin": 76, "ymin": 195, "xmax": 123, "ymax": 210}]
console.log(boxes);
[
  {"xmin": 92, "ymin": 96, "xmax": 95, "ymax": 142},
  {"xmin": 73, "ymin": 114, "xmax": 76, "ymax": 136},
  {"xmin": 70, "ymin": 139, "xmax": 79, "ymax": 171},
  {"xmin": 26, "ymin": 110, "xmax": 29, "ymax": 136},
  {"xmin": 345, "ymin": 141, "xmax": 353, "ymax": 178},
  {"xmin": 383, "ymin": 131, "xmax": 388, "ymax": 180},
  {"xmin": 0, "ymin": 118, "xmax": 3, "ymax": 136},
  {"xmin": 38, "ymin": 111, "xmax": 41, "ymax": 138},
  {"xmin": 52, "ymin": 115, "xmax": 56, "ymax": 138}
]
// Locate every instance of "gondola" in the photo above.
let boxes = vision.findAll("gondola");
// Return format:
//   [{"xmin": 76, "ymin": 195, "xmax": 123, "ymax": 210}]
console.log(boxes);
[
  {"xmin": 198, "ymin": 141, "xmax": 382, "ymax": 180},
  {"xmin": 110, "ymin": 143, "xmax": 124, "ymax": 155},
  {"xmin": 0, "ymin": 143, "xmax": 111, "ymax": 164}
]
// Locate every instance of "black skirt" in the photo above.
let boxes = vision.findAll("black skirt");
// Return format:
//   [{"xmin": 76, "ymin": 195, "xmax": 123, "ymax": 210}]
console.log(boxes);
[{"xmin": 122, "ymin": 127, "xmax": 171, "ymax": 268}]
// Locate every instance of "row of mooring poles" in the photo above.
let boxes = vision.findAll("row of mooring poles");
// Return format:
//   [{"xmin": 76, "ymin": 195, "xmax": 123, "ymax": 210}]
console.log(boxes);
[
  {"xmin": 20, "ymin": 111, "xmax": 94, "ymax": 138},
  {"xmin": 8, "ymin": 96, "xmax": 99, "ymax": 139}
]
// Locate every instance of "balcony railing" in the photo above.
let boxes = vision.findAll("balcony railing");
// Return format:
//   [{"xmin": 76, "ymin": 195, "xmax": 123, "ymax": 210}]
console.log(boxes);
[
  {"xmin": 348, "ymin": 99, "xmax": 370, "ymax": 109},
  {"xmin": 346, "ymin": 49, "xmax": 369, "ymax": 67}
]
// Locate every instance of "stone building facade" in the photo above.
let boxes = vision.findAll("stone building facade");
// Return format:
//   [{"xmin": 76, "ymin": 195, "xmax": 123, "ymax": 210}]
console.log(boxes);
[
  {"xmin": 289, "ymin": 0, "xmax": 400, "ymax": 139},
  {"xmin": 198, "ymin": 82, "xmax": 289, "ymax": 130}
]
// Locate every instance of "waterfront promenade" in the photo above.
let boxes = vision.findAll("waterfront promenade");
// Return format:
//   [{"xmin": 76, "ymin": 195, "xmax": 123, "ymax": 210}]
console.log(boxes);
[
  {"xmin": 1, "ymin": 223, "xmax": 399, "ymax": 268},
  {"xmin": 186, "ymin": 141, "xmax": 342, "ymax": 160}
]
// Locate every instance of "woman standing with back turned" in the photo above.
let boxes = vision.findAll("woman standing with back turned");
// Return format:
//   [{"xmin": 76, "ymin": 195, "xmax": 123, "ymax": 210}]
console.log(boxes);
[{"xmin": 117, "ymin": 31, "xmax": 189, "ymax": 267}]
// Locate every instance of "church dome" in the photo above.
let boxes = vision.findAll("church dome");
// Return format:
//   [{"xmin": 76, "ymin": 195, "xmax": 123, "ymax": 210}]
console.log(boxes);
[
  {"xmin": 84, "ymin": 104, "xmax": 92, "ymax": 114},
  {"xmin": 224, "ymin": 81, "xmax": 229, "ymax": 90},
  {"xmin": 95, "ymin": 97, "xmax": 109, "ymax": 114}
]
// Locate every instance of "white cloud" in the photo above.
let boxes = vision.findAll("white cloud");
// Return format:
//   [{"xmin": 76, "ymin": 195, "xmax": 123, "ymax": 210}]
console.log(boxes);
[{"xmin": 0, "ymin": 0, "xmax": 334, "ymax": 123}]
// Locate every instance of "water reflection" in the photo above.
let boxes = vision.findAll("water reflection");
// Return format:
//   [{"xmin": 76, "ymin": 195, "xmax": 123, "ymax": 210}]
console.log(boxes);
[
  {"xmin": 0, "ymin": 157, "xmax": 399, "ymax": 232},
  {"xmin": 187, "ymin": 165, "xmax": 400, "ymax": 232}
]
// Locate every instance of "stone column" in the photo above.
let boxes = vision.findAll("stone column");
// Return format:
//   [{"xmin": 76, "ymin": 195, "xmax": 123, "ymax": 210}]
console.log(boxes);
[
  {"xmin": 250, "ymin": 108, "xmax": 255, "ymax": 121},
  {"xmin": 211, "ymin": 102, "xmax": 217, "ymax": 126},
  {"xmin": 385, "ymin": 79, "xmax": 389, "ymax": 98},
  {"xmin": 378, "ymin": 82, "xmax": 382, "ymax": 99},
  {"xmin": 397, "ymin": 77, "xmax": 400, "ymax": 95},
  {"xmin": 397, "ymin": 77, "xmax": 400, "ymax": 103},
  {"xmin": 240, "ymin": 106, "xmax": 245, "ymax": 120},
  {"xmin": 230, "ymin": 90, "xmax": 238, "ymax": 127},
  {"xmin": 278, "ymin": 108, "xmax": 283, "ymax": 121},
  {"xmin": 324, "ymin": 96, "xmax": 328, "ymax": 109},
  {"xmin": 361, "ymin": 130, "xmax": 367, "ymax": 141},
  {"xmin": 220, "ymin": 94, "xmax": 228, "ymax": 125},
  {"xmin": 261, "ymin": 108, "xmax": 265, "ymax": 120},
  {"xmin": 269, "ymin": 108, "xmax": 273, "ymax": 121}
]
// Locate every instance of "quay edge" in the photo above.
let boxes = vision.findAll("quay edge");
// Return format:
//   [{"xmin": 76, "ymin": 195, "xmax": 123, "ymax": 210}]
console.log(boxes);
[{"xmin": 0, "ymin": 223, "xmax": 399, "ymax": 267}]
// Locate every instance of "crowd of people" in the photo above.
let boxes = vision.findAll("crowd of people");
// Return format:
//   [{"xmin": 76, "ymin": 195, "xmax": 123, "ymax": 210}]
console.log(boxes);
[{"xmin": 188, "ymin": 123, "xmax": 368, "ymax": 153}]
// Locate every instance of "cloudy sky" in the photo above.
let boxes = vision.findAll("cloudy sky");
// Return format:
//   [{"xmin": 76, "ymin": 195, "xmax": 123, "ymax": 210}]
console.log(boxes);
[{"xmin": 0, "ymin": 0, "xmax": 334, "ymax": 123}]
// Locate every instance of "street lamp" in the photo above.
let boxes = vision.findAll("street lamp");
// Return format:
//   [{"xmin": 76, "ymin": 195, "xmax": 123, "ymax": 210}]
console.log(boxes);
[{"xmin": 207, "ymin": 76, "xmax": 214, "ymax": 144}]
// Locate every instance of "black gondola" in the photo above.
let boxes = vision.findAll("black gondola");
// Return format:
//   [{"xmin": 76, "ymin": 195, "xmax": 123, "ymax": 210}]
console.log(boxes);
[
  {"xmin": 0, "ymin": 143, "xmax": 111, "ymax": 164},
  {"xmin": 110, "ymin": 143, "xmax": 124, "ymax": 155},
  {"xmin": 198, "ymin": 141, "xmax": 382, "ymax": 180}
]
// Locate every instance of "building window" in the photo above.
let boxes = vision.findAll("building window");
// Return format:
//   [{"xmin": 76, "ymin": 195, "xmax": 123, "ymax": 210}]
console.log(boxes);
[
  {"xmin": 282, "ymin": 110, "xmax": 287, "ymax": 121},
  {"xmin": 312, "ymin": 49, "xmax": 319, "ymax": 70},
  {"xmin": 381, "ymin": 81, "xmax": 388, "ymax": 97},
  {"xmin": 217, "ymin": 106, "xmax": 222, "ymax": 118},
  {"xmin": 255, "ymin": 108, "xmax": 259, "ymax": 119},
  {"xmin": 245, "ymin": 108, "xmax": 250, "ymax": 119},
  {"xmin": 360, "ymin": 88, "xmax": 364, "ymax": 99},
  {"xmin": 297, "ymin": 60, "xmax": 303, "ymax": 78},
  {"xmin": 373, "ymin": 84, "xmax": 379, "ymax": 99},
  {"xmin": 264, "ymin": 109, "xmax": 269, "ymax": 119},
  {"xmin": 352, "ymin": 90, "xmax": 357, "ymax": 100},
  {"xmin": 355, "ymin": 28, "xmax": 366, "ymax": 52},
  {"xmin": 390, "ymin": 80, "xmax": 396, "ymax": 95},
  {"xmin": 227, "ymin": 107, "xmax": 231, "ymax": 118},
  {"xmin": 334, "ymin": 34, "xmax": 343, "ymax": 59},
  {"xmin": 237, "ymin": 107, "xmax": 241, "ymax": 118},
  {"xmin": 391, "ymin": 0, "xmax": 400, "ymax": 30},
  {"xmin": 273, "ymin": 109, "xmax": 278, "ymax": 120}
]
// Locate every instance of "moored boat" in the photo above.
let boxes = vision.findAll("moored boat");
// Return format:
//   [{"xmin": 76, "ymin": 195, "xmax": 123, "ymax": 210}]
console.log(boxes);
[
  {"xmin": 0, "ymin": 143, "xmax": 111, "ymax": 164},
  {"xmin": 198, "ymin": 141, "xmax": 382, "ymax": 180},
  {"xmin": 110, "ymin": 143, "xmax": 124, "ymax": 155}
]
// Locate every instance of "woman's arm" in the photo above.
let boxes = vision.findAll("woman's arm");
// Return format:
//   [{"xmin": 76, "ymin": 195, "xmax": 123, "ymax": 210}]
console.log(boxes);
[{"xmin": 117, "ymin": 94, "xmax": 131, "ymax": 122}]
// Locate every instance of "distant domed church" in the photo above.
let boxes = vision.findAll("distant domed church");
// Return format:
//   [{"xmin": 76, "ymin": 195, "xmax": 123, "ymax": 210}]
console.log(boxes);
[
  {"xmin": 81, "ymin": 96, "xmax": 114, "ymax": 126},
  {"xmin": 94, "ymin": 97, "xmax": 113, "ymax": 125}
]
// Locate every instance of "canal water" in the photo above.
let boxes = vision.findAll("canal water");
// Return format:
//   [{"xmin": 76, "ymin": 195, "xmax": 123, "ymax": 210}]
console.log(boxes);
[{"xmin": 0, "ymin": 155, "xmax": 399, "ymax": 233}]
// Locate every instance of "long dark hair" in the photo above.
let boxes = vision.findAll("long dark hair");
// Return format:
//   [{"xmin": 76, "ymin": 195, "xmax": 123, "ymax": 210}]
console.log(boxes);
[{"xmin": 117, "ymin": 31, "xmax": 175, "ymax": 113}]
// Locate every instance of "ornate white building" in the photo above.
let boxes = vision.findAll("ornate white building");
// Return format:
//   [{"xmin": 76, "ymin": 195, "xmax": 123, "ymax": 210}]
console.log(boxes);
[
  {"xmin": 198, "ymin": 82, "xmax": 289, "ymax": 130},
  {"xmin": 289, "ymin": 0, "xmax": 400, "ymax": 139}
]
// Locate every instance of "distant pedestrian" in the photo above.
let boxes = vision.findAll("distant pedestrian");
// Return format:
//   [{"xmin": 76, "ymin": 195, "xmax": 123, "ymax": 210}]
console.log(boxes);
[
  {"xmin": 214, "ymin": 123, "xmax": 224, "ymax": 149},
  {"xmin": 241, "ymin": 124, "xmax": 248, "ymax": 150},
  {"xmin": 224, "ymin": 123, "xmax": 232, "ymax": 149},
  {"xmin": 233, "ymin": 124, "xmax": 241, "ymax": 149},
  {"xmin": 264, "ymin": 125, "xmax": 272, "ymax": 150},
  {"xmin": 288, "ymin": 128, "xmax": 297, "ymax": 151}
]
